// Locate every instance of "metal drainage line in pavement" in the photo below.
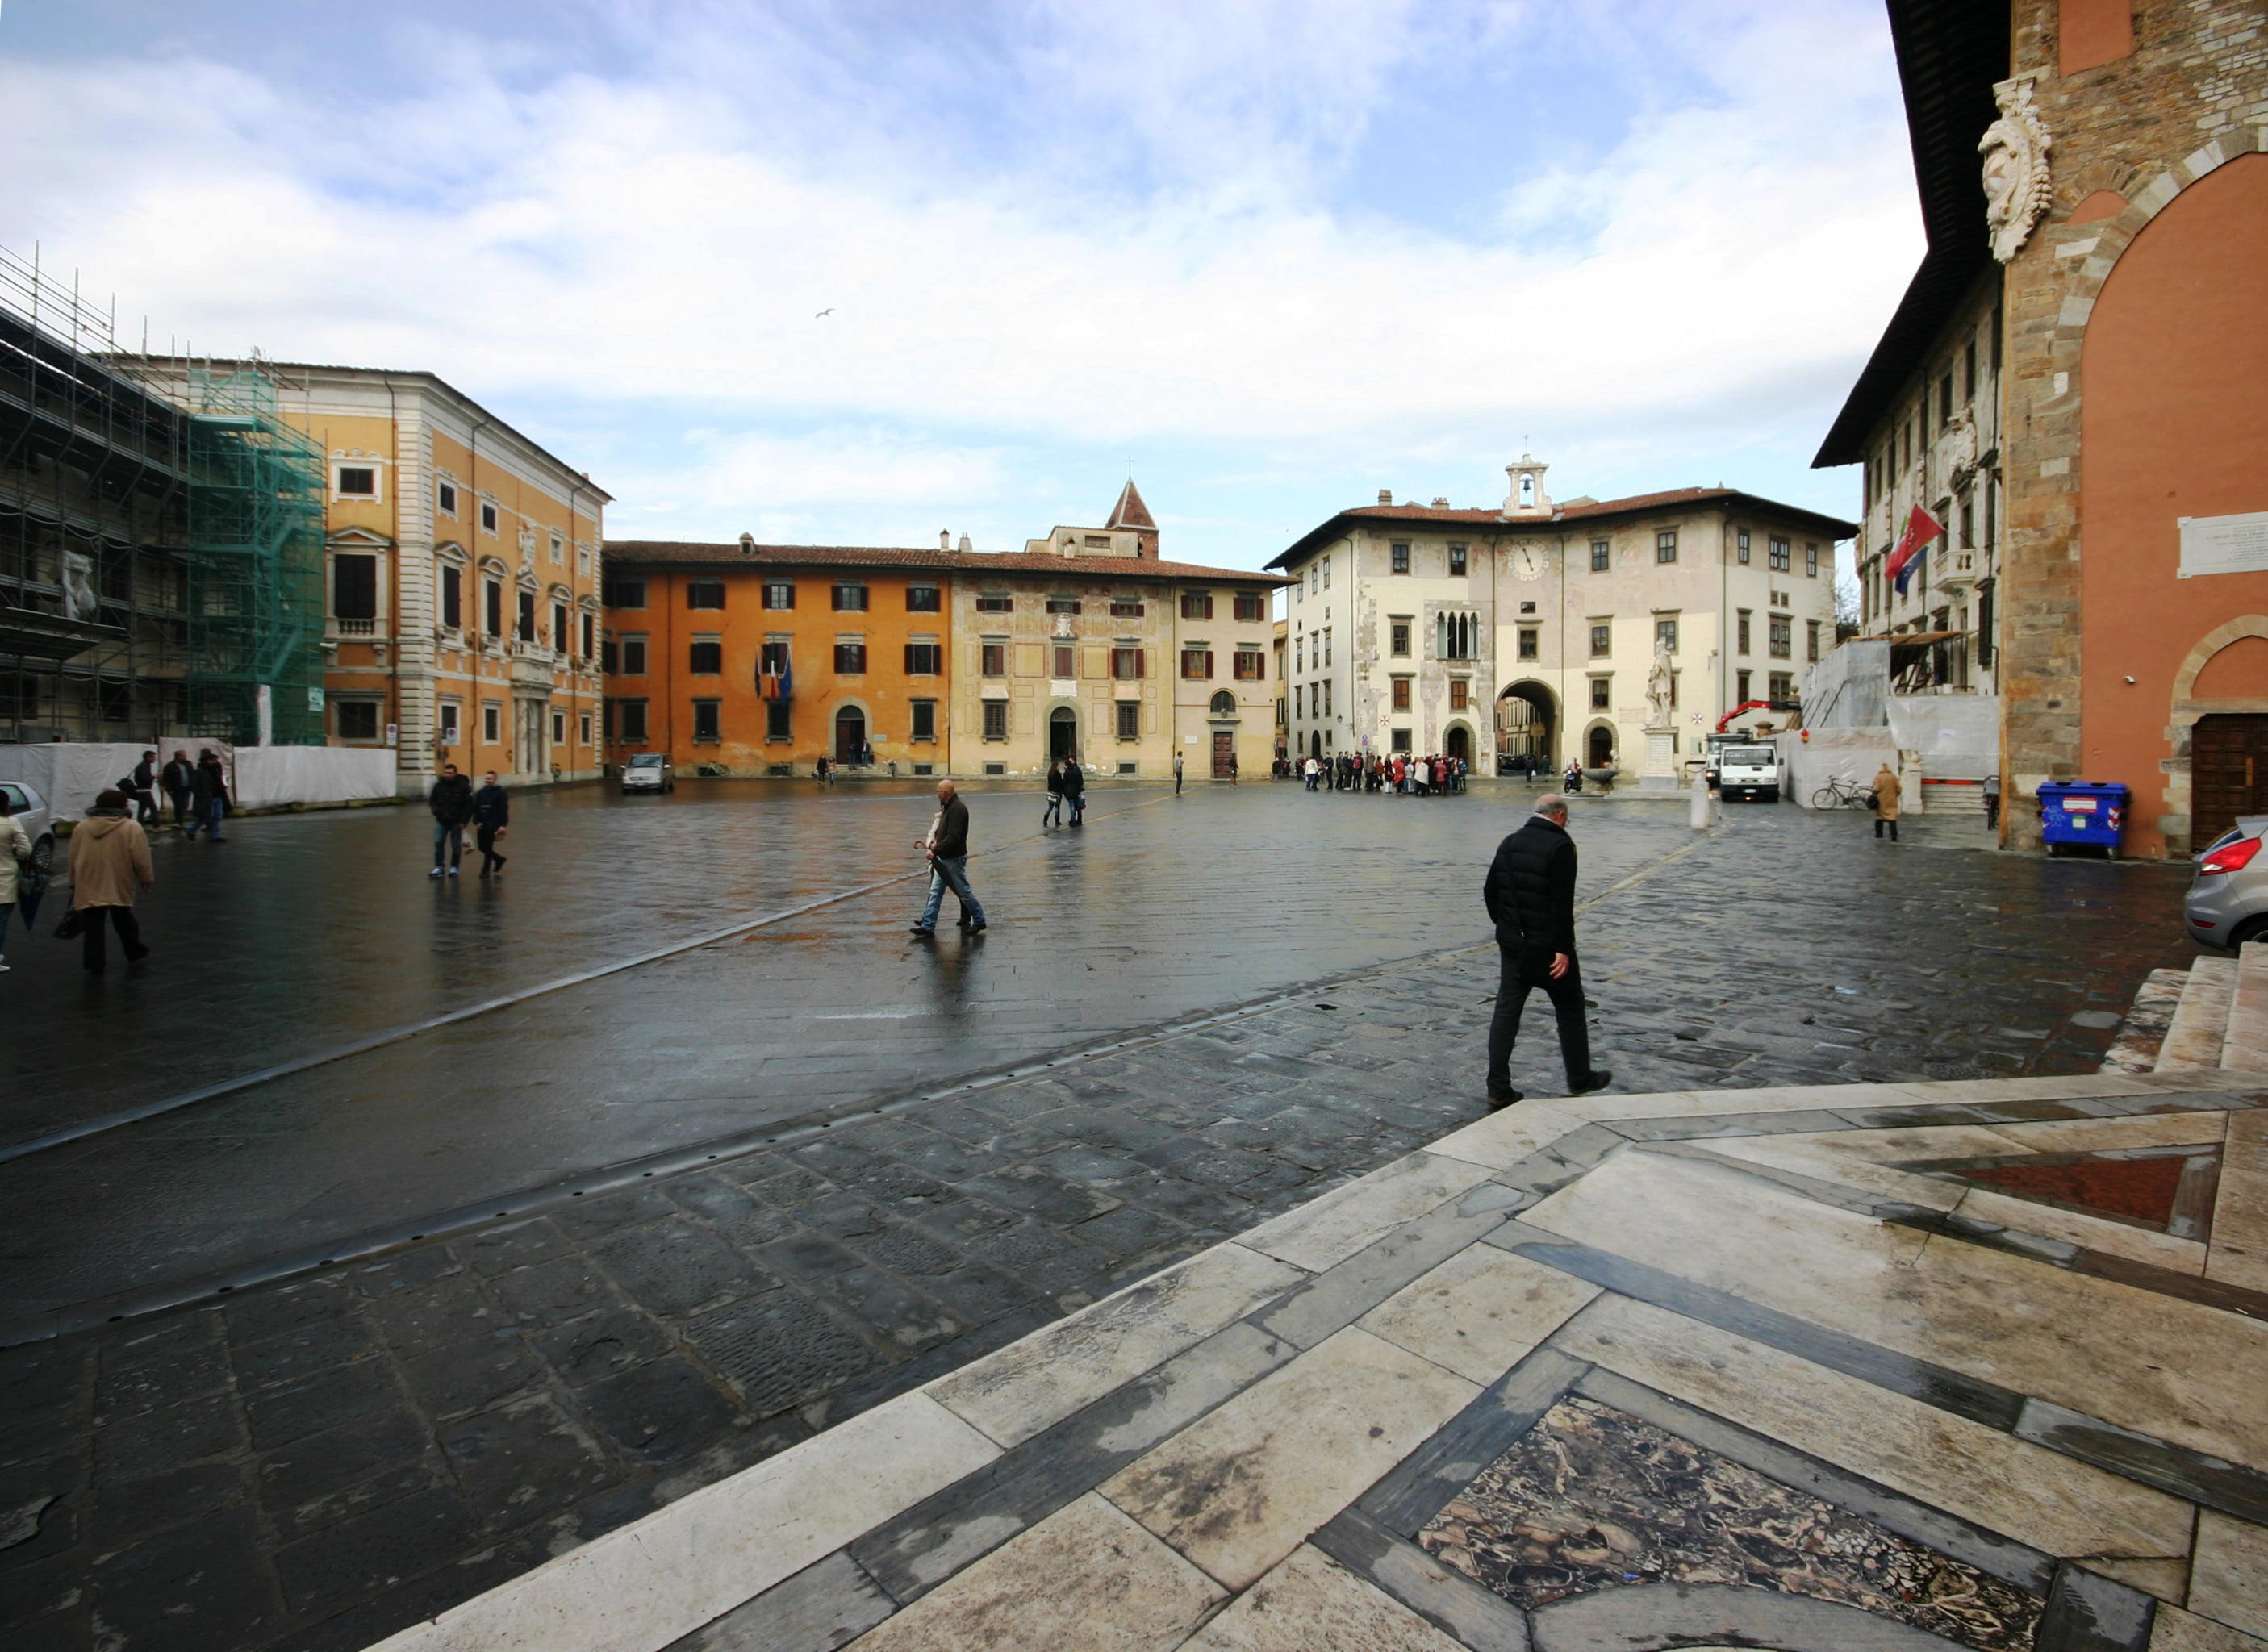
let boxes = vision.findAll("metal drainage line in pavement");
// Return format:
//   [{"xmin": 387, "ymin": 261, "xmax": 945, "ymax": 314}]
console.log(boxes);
[
  {"xmin": 0, "ymin": 821, "xmax": 1722, "ymax": 1348},
  {"xmin": 0, "ymin": 788, "xmax": 1190, "ymax": 1167}
]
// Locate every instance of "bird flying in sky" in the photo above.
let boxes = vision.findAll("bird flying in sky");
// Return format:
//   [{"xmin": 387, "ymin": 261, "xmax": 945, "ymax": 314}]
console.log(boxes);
[{"xmin": 815, "ymin": 307, "xmax": 834, "ymax": 318}]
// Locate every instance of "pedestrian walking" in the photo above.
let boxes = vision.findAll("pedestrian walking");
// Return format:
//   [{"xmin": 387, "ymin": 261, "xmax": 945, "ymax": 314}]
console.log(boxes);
[
  {"xmin": 909, "ymin": 779, "xmax": 986, "ymax": 936},
  {"xmin": 186, "ymin": 749, "xmax": 231, "ymax": 841},
  {"xmin": 1173, "ymin": 750, "xmax": 1184, "ymax": 795},
  {"xmin": 1228, "ymin": 750, "xmax": 1238, "ymax": 785},
  {"xmin": 1304, "ymin": 755, "xmax": 1319, "ymax": 791},
  {"xmin": 161, "ymin": 749, "xmax": 195, "ymax": 828},
  {"xmin": 123, "ymin": 750, "xmax": 160, "ymax": 825},
  {"xmin": 1043, "ymin": 759, "xmax": 1065, "ymax": 827},
  {"xmin": 473, "ymin": 770, "xmax": 511, "ymax": 878},
  {"xmin": 1983, "ymin": 772, "xmax": 2001, "ymax": 830},
  {"xmin": 429, "ymin": 761, "xmax": 474, "ymax": 876},
  {"xmin": 1481, "ymin": 793, "xmax": 1611, "ymax": 1107},
  {"xmin": 0, "ymin": 793, "xmax": 31, "ymax": 971},
  {"xmin": 65, "ymin": 789, "xmax": 153, "ymax": 974},
  {"xmin": 1062, "ymin": 756, "xmax": 1086, "ymax": 827},
  {"xmin": 1872, "ymin": 762, "xmax": 1903, "ymax": 841}
]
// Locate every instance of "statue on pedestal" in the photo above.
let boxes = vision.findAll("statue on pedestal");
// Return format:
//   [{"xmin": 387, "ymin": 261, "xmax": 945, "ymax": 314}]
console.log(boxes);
[{"xmin": 1645, "ymin": 646, "xmax": 1675, "ymax": 728}]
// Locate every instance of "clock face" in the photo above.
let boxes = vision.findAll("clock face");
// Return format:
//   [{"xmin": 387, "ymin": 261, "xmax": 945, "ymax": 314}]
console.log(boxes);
[{"xmin": 1512, "ymin": 546, "xmax": 1547, "ymax": 582}]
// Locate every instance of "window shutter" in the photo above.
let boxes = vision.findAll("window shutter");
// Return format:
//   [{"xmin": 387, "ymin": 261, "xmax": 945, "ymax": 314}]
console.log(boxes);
[
  {"xmin": 904, "ymin": 642, "xmax": 916, "ymax": 674},
  {"xmin": 1204, "ymin": 650, "xmax": 1213, "ymax": 678}
]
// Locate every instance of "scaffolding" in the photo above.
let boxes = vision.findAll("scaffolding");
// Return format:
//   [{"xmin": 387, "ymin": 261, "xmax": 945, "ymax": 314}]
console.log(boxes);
[
  {"xmin": 0, "ymin": 244, "xmax": 327, "ymax": 748},
  {"xmin": 179, "ymin": 367, "xmax": 326, "ymax": 746}
]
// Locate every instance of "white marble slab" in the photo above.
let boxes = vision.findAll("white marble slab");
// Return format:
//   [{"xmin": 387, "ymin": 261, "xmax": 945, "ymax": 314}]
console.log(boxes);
[
  {"xmin": 2191, "ymin": 1510, "xmax": 2268, "ymax": 1640},
  {"xmin": 1172, "ymin": 1545, "xmax": 1466, "ymax": 1651},
  {"xmin": 1954, "ymin": 1187, "xmax": 2207, "ymax": 1274},
  {"xmin": 1357, "ymin": 1244, "xmax": 1600, "ymax": 1385},
  {"xmin": 1702, "ymin": 1133, "xmax": 2006, "ymax": 1212},
  {"xmin": 1522, "ymin": 1149, "xmax": 2268, "ymax": 1472},
  {"xmin": 1426, "ymin": 1086, "xmax": 1950, "ymax": 1173},
  {"xmin": 1556, "ymin": 1295, "xmax": 2193, "ymax": 1560},
  {"xmin": 1983, "ymin": 1113, "xmax": 2229, "ymax": 1152},
  {"xmin": 2153, "ymin": 1603, "xmax": 2268, "ymax": 1651},
  {"xmin": 1238, "ymin": 1153, "xmax": 1495, "ymax": 1274},
  {"xmin": 844, "ymin": 1493, "xmax": 1225, "ymax": 1652},
  {"xmin": 930, "ymin": 1243, "xmax": 1306, "ymax": 1447},
  {"xmin": 1102, "ymin": 1325, "xmax": 1477, "ymax": 1591},
  {"xmin": 2208, "ymin": 1108, "xmax": 2268, "ymax": 1294},
  {"xmin": 365, "ymin": 1391, "xmax": 999, "ymax": 1652}
]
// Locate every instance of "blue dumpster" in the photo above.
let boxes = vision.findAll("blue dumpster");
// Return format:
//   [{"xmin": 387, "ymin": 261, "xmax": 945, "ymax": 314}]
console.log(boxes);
[{"xmin": 2038, "ymin": 781, "xmax": 2129, "ymax": 854}]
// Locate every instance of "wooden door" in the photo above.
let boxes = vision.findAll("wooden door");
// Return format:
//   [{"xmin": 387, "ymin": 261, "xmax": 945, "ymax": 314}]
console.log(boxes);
[
  {"xmin": 2191, "ymin": 714, "xmax": 2268, "ymax": 843},
  {"xmin": 1212, "ymin": 732, "xmax": 1234, "ymax": 778}
]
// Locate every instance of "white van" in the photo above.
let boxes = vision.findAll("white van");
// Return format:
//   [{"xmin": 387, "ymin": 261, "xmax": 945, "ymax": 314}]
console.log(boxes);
[{"xmin": 1715, "ymin": 743, "xmax": 1782, "ymax": 803}]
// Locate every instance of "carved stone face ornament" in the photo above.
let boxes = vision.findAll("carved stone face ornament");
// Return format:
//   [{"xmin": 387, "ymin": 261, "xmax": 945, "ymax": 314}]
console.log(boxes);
[{"xmin": 1981, "ymin": 77, "xmax": 2053, "ymax": 263}]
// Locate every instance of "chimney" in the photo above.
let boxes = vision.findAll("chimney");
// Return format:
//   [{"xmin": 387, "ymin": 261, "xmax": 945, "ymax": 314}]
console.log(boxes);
[
  {"xmin": 1377, "ymin": 490, "xmax": 1393, "ymax": 506},
  {"xmin": 1431, "ymin": 496, "xmax": 1449, "ymax": 507},
  {"xmin": 957, "ymin": 533, "xmax": 972, "ymax": 553},
  {"xmin": 737, "ymin": 532, "xmax": 755, "ymax": 556},
  {"xmin": 940, "ymin": 531, "xmax": 952, "ymax": 551}
]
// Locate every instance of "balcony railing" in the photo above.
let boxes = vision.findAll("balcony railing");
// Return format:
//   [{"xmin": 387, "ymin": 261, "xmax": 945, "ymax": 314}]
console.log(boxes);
[{"xmin": 336, "ymin": 617, "xmax": 376, "ymax": 636}]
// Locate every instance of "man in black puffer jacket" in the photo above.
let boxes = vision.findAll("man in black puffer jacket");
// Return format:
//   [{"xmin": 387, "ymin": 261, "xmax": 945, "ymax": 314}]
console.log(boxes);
[{"xmin": 1481, "ymin": 793, "xmax": 1610, "ymax": 1108}]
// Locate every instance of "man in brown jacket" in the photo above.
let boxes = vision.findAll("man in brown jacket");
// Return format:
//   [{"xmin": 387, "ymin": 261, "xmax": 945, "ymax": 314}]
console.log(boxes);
[
  {"xmin": 1873, "ymin": 762, "xmax": 1903, "ymax": 842},
  {"xmin": 69, "ymin": 789, "xmax": 153, "ymax": 972}
]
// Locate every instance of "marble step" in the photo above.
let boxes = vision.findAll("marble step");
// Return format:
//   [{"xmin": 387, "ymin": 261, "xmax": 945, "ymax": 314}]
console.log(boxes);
[
  {"xmin": 2157, "ymin": 954, "xmax": 2241, "ymax": 1072},
  {"xmin": 2100, "ymin": 968, "xmax": 2188, "ymax": 1074},
  {"xmin": 2221, "ymin": 938, "xmax": 2268, "ymax": 1072}
]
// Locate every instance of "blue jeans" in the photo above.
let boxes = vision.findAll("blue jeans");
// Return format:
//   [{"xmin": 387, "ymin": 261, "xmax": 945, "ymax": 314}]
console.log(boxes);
[
  {"xmin": 186, "ymin": 799, "xmax": 228, "ymax": 838},
  {"xmin": 916, "ymin": 855, "xmax": 983, "ymax": 929},
  {"xmin": 433, "ymin": 821, "xmax": 464, "ymax": 867}
]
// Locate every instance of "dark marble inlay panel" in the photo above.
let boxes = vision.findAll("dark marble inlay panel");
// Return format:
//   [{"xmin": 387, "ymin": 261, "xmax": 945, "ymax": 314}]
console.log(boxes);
[{"xmin": 1415, "ymin": 1396, "xmax": 2041, "ymax": 1652}]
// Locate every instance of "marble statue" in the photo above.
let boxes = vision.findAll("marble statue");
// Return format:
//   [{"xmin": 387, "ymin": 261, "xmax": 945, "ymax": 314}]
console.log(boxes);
[{"xmin": 1646, "ymin": 646, "xmax": 1675, "ymax": 728}]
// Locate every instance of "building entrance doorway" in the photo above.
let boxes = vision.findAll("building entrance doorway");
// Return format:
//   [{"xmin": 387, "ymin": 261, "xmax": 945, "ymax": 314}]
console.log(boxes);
[
  {"xmin": 515, "ymin": 697, "xmax": 547, "ymax": 779},
  {"xmin": 834, "ymin": 706, "xmax": 866, "ymax": 765},
  {"xmin": 1309, "ymin": 730, "xmax": 1322, "ymax": 761},
  {"xmin": 1588, "ymin": 724, "xmax": 1616, "ymax": 768},
  {"xmin": 1497, "ymin": 682, "xmax": 1555, "ymax": 774},
  {"xmin": 1049, "ymin": 707, "xmax": 1079, "ymax": 761},
  {"xmin": 1212, "ymin": 732, "xmax": 1234, "ymax": 778},
  {"xmin": 1445, "ymin": 725, "xmax": 1472, "ymax": 767},
  {"xmin": 2192, "ymin": 714, "xmax": 2268, "ymax": 844}
]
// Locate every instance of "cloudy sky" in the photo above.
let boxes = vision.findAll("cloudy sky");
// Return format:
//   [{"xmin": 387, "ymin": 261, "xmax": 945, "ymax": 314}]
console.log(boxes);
[{"xmin": 1, "ymin": 0, "xmax": 1917, "ymax": 569}]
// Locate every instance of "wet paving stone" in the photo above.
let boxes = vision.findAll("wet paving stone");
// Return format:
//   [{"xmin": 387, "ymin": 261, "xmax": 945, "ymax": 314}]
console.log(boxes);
[{"xmin": 0, "ymin": 788, "xmax": 2208, "ymax": 1650}]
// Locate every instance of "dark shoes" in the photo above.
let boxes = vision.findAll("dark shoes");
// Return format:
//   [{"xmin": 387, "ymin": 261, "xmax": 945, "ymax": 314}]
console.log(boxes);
[
  {"xmin": 908, "ymin": 925, "xmax": 936, "ymax": 937},
  {"xmin": 1570, "ymin": 1070, "xmax": 1613, "ymax": 1095},
  {"xmin": 966, "ymin": 924, "xmax": 987, "ymax": 936},
  {"xmin": 1486, "ymin": 1091, "xmax": 1522, "ymax": 1110}
]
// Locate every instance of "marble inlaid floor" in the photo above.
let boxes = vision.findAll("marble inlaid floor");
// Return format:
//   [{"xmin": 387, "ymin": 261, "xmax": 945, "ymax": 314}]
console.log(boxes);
[{"xmin": 361, "ymin": 1072, "xmax": 2268, "ymax": 1652}]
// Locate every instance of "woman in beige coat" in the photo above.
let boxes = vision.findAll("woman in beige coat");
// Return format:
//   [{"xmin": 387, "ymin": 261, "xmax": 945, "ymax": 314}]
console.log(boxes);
[
  {"xmin": 1873, "ymin": 763, "xmax": 1903, "ymax": 842},
  {"xmin": 69, "ymin": 789, "xmax": 153, "ymax": 972},
  {"xmin": 0, "ymin": 795, "xmax": 30, "ymax": 970}
]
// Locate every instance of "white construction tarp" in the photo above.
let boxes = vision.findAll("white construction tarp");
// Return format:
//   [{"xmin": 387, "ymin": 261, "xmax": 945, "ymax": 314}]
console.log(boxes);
[
  {"xmin": 1775, "ymin": 728, "xmax": 1898, "ymax": 809},
  {"xmin": 232, "ymin": 747, "xmax": 396, "ymax": 811},
  {"xmin": 0, "ymin": 741, "xmax": 394, "ymax": 820},
  {"xmin": 1802, "ymin": 641, "xmax": 1890, "ymax": 729},
  {"xmin": 1886, "ymin": 695, "xmax": 2001, "ymax": 781}
]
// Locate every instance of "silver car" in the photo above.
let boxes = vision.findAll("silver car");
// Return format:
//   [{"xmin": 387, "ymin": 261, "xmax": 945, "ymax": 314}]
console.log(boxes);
[
  {"xmin": 0, "ymin": 779, "xmax": 57, "ymax": 887},
  {"xmin": 2187, "ymin": 816, "xmax": 2268, "ymax": 947},
  {"xmin": 620, "ymin": 753, "xmax": 676, "ymax": 795}
]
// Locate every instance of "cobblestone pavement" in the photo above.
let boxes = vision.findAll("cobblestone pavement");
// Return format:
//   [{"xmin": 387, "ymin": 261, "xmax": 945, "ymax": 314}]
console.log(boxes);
[{"xmin": 0, "ymin": 786, "xmax": 2200, "ymax": 1652}]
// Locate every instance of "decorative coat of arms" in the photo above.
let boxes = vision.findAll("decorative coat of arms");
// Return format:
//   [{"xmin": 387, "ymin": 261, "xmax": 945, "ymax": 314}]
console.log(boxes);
[{"xmin": 1980, "ymin": 77, "xmax": 2053, "ymax": 264}]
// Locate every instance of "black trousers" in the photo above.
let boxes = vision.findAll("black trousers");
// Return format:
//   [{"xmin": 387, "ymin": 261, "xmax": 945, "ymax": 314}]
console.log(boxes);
[
  {"xmin": 81, "ymin": 906, "xmax": 144, "ymax": 972},
  {"xmin": 477, "ymin": 826, "xmax": 507, "ymax": 873},
  {"xmin": 167, "ymin": 789, "xmax": 191, "ymax": 827},
  {"xmin": 1486, "ymin": 944, "xmax": 1591, "ymax": 1095},
  {"xmin": 1875, "ymin": 816, "xmax": 1899, "ymax": 841}
]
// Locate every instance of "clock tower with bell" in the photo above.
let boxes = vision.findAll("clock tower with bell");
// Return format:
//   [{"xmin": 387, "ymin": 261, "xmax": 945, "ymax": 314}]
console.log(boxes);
[{"xmin": 1503, "ymin": 452, "xmax": 1552, "ymax": 521}]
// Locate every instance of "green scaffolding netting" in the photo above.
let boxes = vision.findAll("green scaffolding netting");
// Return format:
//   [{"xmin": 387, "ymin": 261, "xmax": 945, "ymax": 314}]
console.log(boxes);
[{"xmin": 182, "ymin": 369, "xmax": 327, "ymax": 746}]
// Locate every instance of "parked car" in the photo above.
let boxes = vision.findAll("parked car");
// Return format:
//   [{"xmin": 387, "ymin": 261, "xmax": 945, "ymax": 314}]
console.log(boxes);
[
  {"xmin": 2187, "ymin": 816, "xmax": 2268, "ymax": 947},
  {"xmin": 620, "ymin": 753, "xmax": 675, "ymax": 795},
  {"xmin": 0, "ymin": 780, "xmax": 56, "ymax": 885}
]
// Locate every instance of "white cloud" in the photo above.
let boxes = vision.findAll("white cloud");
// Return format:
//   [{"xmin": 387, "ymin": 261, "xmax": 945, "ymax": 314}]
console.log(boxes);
[{"xmin": 0, "ymin": 0, "xmax": 1915, "ymax": 549}]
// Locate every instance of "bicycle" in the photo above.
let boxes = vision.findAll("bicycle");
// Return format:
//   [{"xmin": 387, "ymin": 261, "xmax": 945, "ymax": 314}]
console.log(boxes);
[{"xmin": 1811, "ymin": 775, "xmax": 1877, "ymax": 810}]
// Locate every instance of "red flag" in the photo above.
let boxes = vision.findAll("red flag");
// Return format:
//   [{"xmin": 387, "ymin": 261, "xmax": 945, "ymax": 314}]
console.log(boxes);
[{"xmin": 1886, "ymin": 505, "xmax": 1944, "ymax": 597}]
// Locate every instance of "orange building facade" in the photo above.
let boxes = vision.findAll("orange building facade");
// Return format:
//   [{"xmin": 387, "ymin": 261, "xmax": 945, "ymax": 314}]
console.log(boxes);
[
  {"xmin": 1816, "ymin": 0, "xmax": 2268, "ymax": 857},
  {"xmin": 600, "ymin": 544, "xmax": 954, "ymax": 775}
]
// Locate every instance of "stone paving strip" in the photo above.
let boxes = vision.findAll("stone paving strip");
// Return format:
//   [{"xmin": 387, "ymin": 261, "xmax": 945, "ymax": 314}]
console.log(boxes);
[{"xmin": 352, "ymin": 1069, "xmax": 2268, "ymax": 1652}]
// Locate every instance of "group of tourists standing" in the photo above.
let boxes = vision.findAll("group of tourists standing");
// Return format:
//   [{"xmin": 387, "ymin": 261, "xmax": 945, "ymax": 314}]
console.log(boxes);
[
  {"xmin": 1297, "ymin": 752, "xmax": 1467, "ymax": 795},
  {"xmin": 1042, "ymin": 757, "xmax": 1086, "ymax": 828}
]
